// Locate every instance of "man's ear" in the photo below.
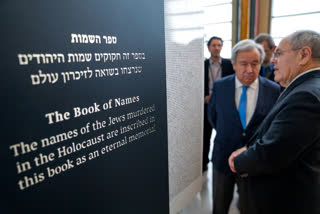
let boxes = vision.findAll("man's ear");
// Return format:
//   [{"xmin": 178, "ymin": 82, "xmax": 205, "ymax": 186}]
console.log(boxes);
[
  {"xmin": 272, "ymin": 45, "xmax": 276, "ymax": 52},
  {"xmin": 299, "ymin": 46, "xmax": 312, "ymax": 65},
  {"xmin": 232, "ymin": 64, "xmax": 236, "ymax": 71}
]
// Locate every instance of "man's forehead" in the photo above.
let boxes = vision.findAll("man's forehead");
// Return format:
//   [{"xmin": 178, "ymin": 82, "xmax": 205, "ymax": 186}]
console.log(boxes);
[
  {"xmin": 236, "ymin": 51, "xmax": 260, "ymax": 62},
  {"xmin": 277, "ymin": 39, "xmax": 291, "ymax": 50},
  {"xmin": 237, "ymin": 49, "xmax": 260, "ymax": 56},
  {"xmin": 237, "ymin": 57, "xmax": 260, "ymax": 62},
  {"xmin": 211, "ymin": 40, "xmax": 222, "ymax": 44}
]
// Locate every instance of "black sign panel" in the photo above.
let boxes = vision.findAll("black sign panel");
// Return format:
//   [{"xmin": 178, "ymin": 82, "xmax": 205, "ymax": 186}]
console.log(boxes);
[{"xmin": 0, "ymin": 1, "xmax": 168, "ymax": 213}]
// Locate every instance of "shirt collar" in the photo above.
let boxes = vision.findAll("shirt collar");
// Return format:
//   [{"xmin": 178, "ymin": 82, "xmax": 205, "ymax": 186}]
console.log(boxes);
[
  {"xmin": 209, "ymin": 57, "xmax": 222, "ymax": 65},
  {"xmin": 235, "ymin": 76, "xmax": 259, "ymax": 89},
  {"xmin": 286, "ymin": 67, "xmax": 320, "ymax": 89}
]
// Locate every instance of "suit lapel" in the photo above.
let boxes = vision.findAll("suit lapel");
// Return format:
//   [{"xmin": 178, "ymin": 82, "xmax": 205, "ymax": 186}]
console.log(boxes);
[
  {"xmin": 221, "ymin": 58, "xmax": 226, "ymax": 76},
  {"xmin": 245, "ymin": 77, "xmax": 265, "ymax": 130},
  {"xmin": 227, "ymin": 75, "xmax": 243, "ymax": 129},
  {"xmin": 246, "ymin": 78, "xmax": 271, "ymax": 145},
  {"xmin": 249, "ymin": 69, "xmax": 320, "ymax": 145},
  {"xmin": 277, "ymin": 69, "xmax": 320, "ymax": 103}
]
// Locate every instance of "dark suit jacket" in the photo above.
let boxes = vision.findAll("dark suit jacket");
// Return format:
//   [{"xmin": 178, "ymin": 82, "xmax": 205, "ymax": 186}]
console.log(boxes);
[
  {"xmin": 204, "ymin": 58, "xmax": 234, "ymax": 96},
  {"xmin": 234, "ymin": 69, "xmax": 320, "ymax": 214},
  {"xmin": 259, "ymin": 64, "xmax": 275, "ymax": 81},
  {"xmin": 208, "ymin": 75, "xmax": 281, "ymax": 174}
]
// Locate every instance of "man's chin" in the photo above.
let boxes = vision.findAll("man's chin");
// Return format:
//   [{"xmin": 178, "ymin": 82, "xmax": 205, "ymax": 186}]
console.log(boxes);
[
  {"xmin": 243, "ymin": 79, "xmax": 255, "ymax": 86},
  {"xmin": 274, "ymin": 71, "xmax": 280, "ymax": 81},
  {"xmin": 274, "ymin": 77, "xmax": 285, "ymax": 87}
]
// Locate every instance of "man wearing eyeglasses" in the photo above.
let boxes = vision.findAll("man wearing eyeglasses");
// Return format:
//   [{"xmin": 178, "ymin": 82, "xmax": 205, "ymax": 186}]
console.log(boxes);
[{"xmin": 228, "ymin": 30, "xmax": 320, "ymax": 214}]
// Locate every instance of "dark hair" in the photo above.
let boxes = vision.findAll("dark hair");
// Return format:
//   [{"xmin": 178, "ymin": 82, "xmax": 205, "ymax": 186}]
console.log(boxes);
[
  {"xmin": 254, "ymin": 33, "xmax": 275, "ymax": 49},
  {"xmin": 207, "ymin": 36, "xmax": 223, "ymax": 47}
]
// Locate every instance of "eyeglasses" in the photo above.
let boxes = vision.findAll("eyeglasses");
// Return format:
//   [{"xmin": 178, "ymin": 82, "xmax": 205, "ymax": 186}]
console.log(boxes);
[{"xmin": 273, "ymin": 48, "xmax": 302, "ymax": 60}]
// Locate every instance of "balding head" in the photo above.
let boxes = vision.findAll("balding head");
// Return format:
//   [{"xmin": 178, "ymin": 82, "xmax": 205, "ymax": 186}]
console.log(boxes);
[{"xmin": 272, "ymin": 30, "xmax": 320, "ymax": 87}]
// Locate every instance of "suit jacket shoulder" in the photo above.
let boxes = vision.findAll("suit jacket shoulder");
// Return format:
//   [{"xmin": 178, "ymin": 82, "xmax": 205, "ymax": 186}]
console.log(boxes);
[
  {"xmin": 259, "ymin": 76, "xmax": 281, "ymax": 94},
  {"xmin": 234, "ymin": 69, "xmax": 320, "ymax": 213},
  {"xmin": 204, "ymin": 58, "xmax": 235, "ymax": 96},
  {"xmin": 204, "ymin": 59, "xmax": 210, "ymax": 96},
  {"xmin": 221, "ymin": 58, "xmax": 234, "ymax": 77}
]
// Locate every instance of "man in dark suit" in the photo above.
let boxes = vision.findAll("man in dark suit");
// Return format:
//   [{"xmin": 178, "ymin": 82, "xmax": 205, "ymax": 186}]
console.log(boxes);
[
  {"xmin": 254, "ymin": 33, "xmax": 277, "ymax": 81},
  {"xmin": 208, "ymin": 39, "xmax": 281, "ymax": 214},
  {"xmin": 203, "ymin": 36, "xmax": 234, "ymax": 172},
  {"xmin": 229, "ymin": 30, "xmax": 320, "ymax": 214}
]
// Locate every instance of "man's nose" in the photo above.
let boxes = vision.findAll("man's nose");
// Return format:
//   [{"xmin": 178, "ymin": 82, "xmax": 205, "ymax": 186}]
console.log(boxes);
[{"xmin": 247, "ymin": 64, "xmax": 253, "ymax": 73}]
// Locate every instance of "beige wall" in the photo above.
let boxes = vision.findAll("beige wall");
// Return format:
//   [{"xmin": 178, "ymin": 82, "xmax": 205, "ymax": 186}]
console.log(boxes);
[{"xmin": 257, "ymin": 0, "xmax": 272, "ymax": 34}]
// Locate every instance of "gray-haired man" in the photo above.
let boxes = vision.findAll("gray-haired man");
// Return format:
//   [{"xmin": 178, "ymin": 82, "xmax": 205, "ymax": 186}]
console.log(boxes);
[{"xmin": 208, "ymin": 39, "xmax": 280, "ymax": 214}]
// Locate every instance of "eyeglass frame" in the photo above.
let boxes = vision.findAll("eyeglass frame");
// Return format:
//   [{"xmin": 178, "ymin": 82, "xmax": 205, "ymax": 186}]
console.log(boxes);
[{"xmin": 273, "ymin": 47, "xmax": 302, "ymax": 60}]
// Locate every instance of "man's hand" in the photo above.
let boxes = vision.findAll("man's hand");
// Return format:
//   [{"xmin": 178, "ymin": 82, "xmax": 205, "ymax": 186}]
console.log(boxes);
[
  {"xmin": 228, "ymin": 146, "xmax": 247, "ymax": 173},
  {"xmin": 205, "ymin": 95, "xmax": 211, "ymax": 104}
]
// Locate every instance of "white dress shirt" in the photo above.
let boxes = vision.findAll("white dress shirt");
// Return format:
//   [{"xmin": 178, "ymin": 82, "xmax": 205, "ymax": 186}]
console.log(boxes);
[{"xmin": 235, "ymin": 77, "xmax": 259, "ymax": 126}]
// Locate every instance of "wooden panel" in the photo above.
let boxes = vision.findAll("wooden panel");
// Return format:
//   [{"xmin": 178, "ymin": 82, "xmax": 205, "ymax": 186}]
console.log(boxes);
[
  {"xmin": 240, "ymin": 0, "xmax": 250, "ymax": 40},
  {"xmin": 232, "ymin": 0, "xmax": 237, "ymax": 46},
  {"xmin": 258, "ymin": 0, "xmax": 271, "ymax": 33},
  {"xmin": 254, "ymin": 0, "xmax": 260, "ymax": 37}
]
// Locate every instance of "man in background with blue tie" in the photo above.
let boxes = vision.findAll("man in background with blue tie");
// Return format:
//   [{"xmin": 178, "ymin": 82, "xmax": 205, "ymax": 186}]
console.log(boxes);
[{"xmin": 207, "ymin": 39, "xmax": 281, "ymax": 214}]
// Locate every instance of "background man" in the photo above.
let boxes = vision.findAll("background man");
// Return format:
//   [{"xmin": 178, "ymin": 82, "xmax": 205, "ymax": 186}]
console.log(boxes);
[
  {"xmin": 254, "ymin": 33, "xmax": 277, "ymax": 81},
  {"xmin": 208, "ymin": 39, "xmax": 280, "ymax": 214},
  {"xmin": 203, "ymin": 36, "xmax": 234, "ymax": 172},
  {"xmin": 229, "ymin": 30, "xmax": 320, "ymax": 214}
]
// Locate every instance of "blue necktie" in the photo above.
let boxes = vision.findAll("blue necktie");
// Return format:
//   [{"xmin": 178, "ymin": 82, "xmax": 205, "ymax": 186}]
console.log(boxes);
[{"xmin": 239, "ymin": 86, "xmax": 248, "ymax": 130}]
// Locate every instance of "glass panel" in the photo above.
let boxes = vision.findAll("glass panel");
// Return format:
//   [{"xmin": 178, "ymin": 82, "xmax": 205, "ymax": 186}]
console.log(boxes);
[
  {"xmin": 203, "ymin": 0, "xmax": 232, "ymax": 59},
  {"xmin": 273, "ymin": 38, "xmax": 282, "ymax": 47},
  {"xmin": 172, "ymin": 28, "xmax": 204, "ymax": 45},
  {"xmin": 271, "ymin": 13, "xmax": 320, "ymax": 40},
  {"xmin": 170, "ymin": 12, "xmax": 203, "ymax": 29},
  {"xmin": 204, "ymin": 3, "xmax": 232, "ymax": 24},
  {"xmin": 202, "ymin": 0, "xmax": 232, "ymax": 6},
  {"xmin": 221, "ymin": 40, "xmax": 232, "ymax": 59},
  {"xmin": 166, "ymin": 0, "xmax": 204, "ymax": 45},
  {"xmin": 167, "ymin": 0, "xmax": 202, "ymax": 14},
  {"xmin": 272, "ymin": 0, "xmax": 320, "ymax": 16},
  {"xmin": 204, "ymin": 22, "xmax": 232, "ymax": 41}
]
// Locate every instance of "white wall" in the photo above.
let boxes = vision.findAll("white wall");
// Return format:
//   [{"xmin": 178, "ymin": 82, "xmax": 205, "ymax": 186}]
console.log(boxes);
[{"xmin": 164, "ymin": 0, "xmax": 204, "ymax": 213}]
